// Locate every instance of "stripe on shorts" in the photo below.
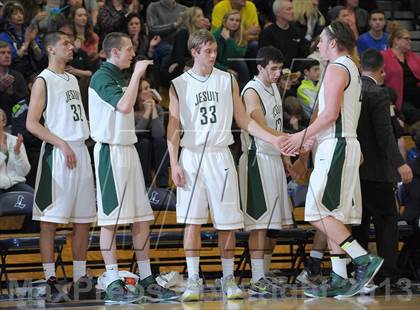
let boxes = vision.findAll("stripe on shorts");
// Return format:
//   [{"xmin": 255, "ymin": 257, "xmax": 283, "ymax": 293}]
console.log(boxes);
[
  {"xmin": 246, "ymin": 138, "xmax": 268, "ymax": 220},
  {"xmin": 98, "ymin": 144, "xmax": 119, "ymax": 216},
  {"xmin": 35, "ymin": 143, "xmax": 53, "ymax": 211},
  {"xmin": 321, "ymin": 138, "xmax": 347, "ymax": 211}
]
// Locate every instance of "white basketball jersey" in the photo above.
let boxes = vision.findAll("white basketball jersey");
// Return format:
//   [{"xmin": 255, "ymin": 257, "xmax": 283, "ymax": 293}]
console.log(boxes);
[
  {"xmin": 241, "ymin": 77, "xmax": 283, "ymax": 155},
  {"xmin": 317, "ymin": 55, "xmax": 361, "ymax": 141},
  {"xmin": 38, "ymin": 69, "xmax": 89, "ymax": 142},
  {"xmin": 172, "ymin": 68, "xmax": 234, "ymax": 148}
]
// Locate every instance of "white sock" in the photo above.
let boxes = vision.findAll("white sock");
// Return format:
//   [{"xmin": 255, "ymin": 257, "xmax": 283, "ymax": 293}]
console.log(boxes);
[
  {"xmin": 105, "ymin": 264, "xmax": 120, "ymax": 285},
  {"xmin": 73, "ymin": 260, "xmax": 86, "ymax": 282},
  {"xmin": 341, "ymin": 239, "xmax": 368, "ymax": 259},
  {"xmin": 251, "ymin": 259, "xmax": 265, "ymax": 282},
  {"xmin": 263, "ymin": 254, "xmax": 272, "ymax": 274},
  {"xmin": 310, "ymin": 250, "xmax": 324, "ymax": 260},
  {"xmin": 137, "ymin": 259, "xmax": 152, "ymax": 280},
  {"xmin": 186, "ymin": 257, "xmax": 200, "ymax": 279},
  {"xmin": 221, "ymin": 258, "xmax": 234, "ymax": 278},
  {"xmin": 43, "ymin": 263, "xmax": 56, "ymax": 280},
  {"xmin": 331, "ymin": 256, "xmax": 348, "ymax": 279}
]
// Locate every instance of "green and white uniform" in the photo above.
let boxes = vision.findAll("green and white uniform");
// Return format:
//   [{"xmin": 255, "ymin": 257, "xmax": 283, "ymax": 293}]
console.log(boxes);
[
  {"xmin": 89, "ymin": 62, "xmax": 153, "ymax": 226},
  {"xmin": 172, "ymin": 68, "xmax": 243, "ymax": 230},
  {"xmin": 239, "ymin": 77, "xmax": 293, "ymax": 231},
  {"xmin": 305, "ymin": 55, "xmax": 362, "ymax": 224},
  {"xmin": 33, "ymin": 69, "xmax": 96, "ymax": 224}
]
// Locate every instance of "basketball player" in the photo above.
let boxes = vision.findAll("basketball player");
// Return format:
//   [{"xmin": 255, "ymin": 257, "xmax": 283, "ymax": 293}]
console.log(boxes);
[
  {"xmin": 168, "ymin": 29, "xmax": 290, "ymax": 301},
  {"xmin": 238, "ymin": 46, "xmax": 294, "ymax": 295},
  {"xmin": 27, "ymin": 31, "xmax": 96, "ymax": 302},
  {"xmin": 88, "ymin": 32, "xmax": 177, "ymax": 303},
  {"xmin": 283, "ymin": 21, "xmax": 383, "ymax": 297}
]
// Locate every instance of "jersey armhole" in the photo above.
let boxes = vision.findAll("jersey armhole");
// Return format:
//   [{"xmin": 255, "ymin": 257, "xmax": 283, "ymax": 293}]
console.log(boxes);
[
  {"xmin": 242, "ymin": 87, "xmax": 266, "ymax": 115},
  {"xmin": 36, "ymin": 76, "xmax": 48, "ymax": 112},
  {"xmin": 170, "ymin": 81, "xmax": 179, "ymax": 101},
  {"xmin": 330, "ymin": 63, "xmax": 351, "ymax": 90}
]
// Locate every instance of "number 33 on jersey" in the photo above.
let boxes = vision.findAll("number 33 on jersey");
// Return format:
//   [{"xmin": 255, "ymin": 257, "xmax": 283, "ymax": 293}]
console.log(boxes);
[{"xmin": 171, "ymin": 68, "xmax": 234, "ymax": 148}]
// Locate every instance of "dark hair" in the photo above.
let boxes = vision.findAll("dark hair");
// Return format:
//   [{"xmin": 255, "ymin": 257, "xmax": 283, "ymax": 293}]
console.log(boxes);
[
  {"xmin": 126, "ymin": 13, "xmax": 147, "ymax": 37},
  {"xmin": 69, "ymin": 5, "xmax": 96, "ymax": 46},
  {"xmin": 43, "ymin": 31, "xmax": 69, "ymax": 50},
  {"xmin": 369, "ymin": 9, "xmax": 386, "ymax": 20},
  {"xmin": 301, "ymin": 59, "xmax": 320, "ymax": 72},
  {"xmin": 4, "ymin": 1, "xmax": 25, "ymax": 20},
  {"xmin": 102, "ymin": 32, "xmax": 130, "ymax": 58},
  {"xmin": 328, "ymin": 5, "xmax": 346, "ymax": 21},
  {"xmin": 361, "ymin": 48, "xmax": 384, "ymax": 71},
  {"xmin": 256, "ymin": 46, "xmax": 285, "ymax": 68},
  {"xmin": 325, "ymin": 20, "xmax": 356, "ymax": 53}
]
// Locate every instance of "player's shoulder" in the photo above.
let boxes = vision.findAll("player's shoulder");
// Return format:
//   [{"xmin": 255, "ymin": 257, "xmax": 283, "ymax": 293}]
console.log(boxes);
[{"xmin": 90, "ymin": 67, "xmax": 113, "ymax": 89}]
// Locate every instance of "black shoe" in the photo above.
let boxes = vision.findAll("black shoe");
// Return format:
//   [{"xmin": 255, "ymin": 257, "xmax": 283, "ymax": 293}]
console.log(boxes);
[
  {"xmin": 45, "ymin": 276, "xmax": 67, "ymax": 303},
  {"xmin": 68, "ymin": 275, "xmax": 97, "ymax": 301},
  {"xmin": 137, "ymin": 275, "xmax": 179, "ymax": 301},
  {"xmin": 296, "ymin": 257, "xmax": 322, "ymax": 286}
]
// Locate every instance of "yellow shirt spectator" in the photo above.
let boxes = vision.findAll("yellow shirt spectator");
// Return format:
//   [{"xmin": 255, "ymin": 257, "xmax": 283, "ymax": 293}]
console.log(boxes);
[{"xmin": 211, "ymin": 0, "xmax": 260, "ymax": 35}]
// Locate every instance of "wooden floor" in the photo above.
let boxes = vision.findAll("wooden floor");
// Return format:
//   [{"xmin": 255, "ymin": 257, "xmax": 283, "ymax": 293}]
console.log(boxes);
[{"xmin": 1, "ymin": 295, "xmax": 420, "ymax": 309}]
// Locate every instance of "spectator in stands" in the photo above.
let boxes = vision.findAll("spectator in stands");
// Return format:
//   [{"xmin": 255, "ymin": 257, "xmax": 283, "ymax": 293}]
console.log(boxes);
[
  {"xmin": 96, "ymin": 0, "xmax": 128, "ymax": 41},
  {"xmin": 0, "ymin": 108, "xmax": 32, "ymax": 195},
  {"xmin": 259, "ymin": 0, "xmax": 309, "ymax": 69},
  {"xmin": 293, "ymin": 0, "xmax": 326, "ymax": 42},
  {"xmin": 213, "ymin": 10, "xmax": 248, "ymax": 88},
  {"xmin": 353, "ymin": 48, "xmax": 413, "ymax": 284},
  {"xmin": 21, "ymin": 0, "xmax": 47, "ymax": 25},
  {"xmin": 337, "ymin": 0, "xmax": 368, "ymax": 38},
  {"xmin": 0, "ymin": 1, "xmax": 43, "ymax": 78},
  {"xmin": 297, "ymin": 59, "xmax": 321, "ymax": 117},
  {"xmin": 357, "ymin": 9, "xmax": 388, "ymax": 56},
  {"xmin": 212, "ymin": 0, "xmax": 260, "ymax": 75},
  {"xmin": 63, "ymin": 0, "xmax": 99, "ymax": 26},
  {"xmin": 146, "ymin": 0, "xmax": 187, "ymax": 85},
  {"xmin": 165, "ymin": 6, "xmax": 210, "ymax": 81},
  {"xmin": 382, "ymin": 22, "xmax": 420, "ymax": 124},
  {"xmin": 126, "ymin": 13, "xmax": 160, "ymax": 59},
  {"xmin": 328, "ymin": 5, "xmax": 350, "ymax": 24},
  {"xmin": 70, "ymin": 6, "xmax": 99, "ymax": 64},
  {"xmin": 0, "ymin": 40, "xmax": 29, "ymax": 126},
  {"xmin": 134, "ymin": 78, "xmax": 169, "ymax": 188},
  {"xmin": 283, "ymin": 96, "xmax": 310, "ymax": 133},
  {"xmin": 212, "ymin": 0, "xmax": 260, "ymax": 43}
]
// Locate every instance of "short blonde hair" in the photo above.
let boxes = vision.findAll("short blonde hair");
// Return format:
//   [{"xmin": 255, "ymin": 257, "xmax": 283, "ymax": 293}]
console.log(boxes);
[{"xmin": 188, "ymin": 29, "xmax": 216, "ymax": 52}]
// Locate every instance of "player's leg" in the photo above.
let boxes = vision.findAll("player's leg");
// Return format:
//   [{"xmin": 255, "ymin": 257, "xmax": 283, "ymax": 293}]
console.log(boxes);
[
  {"xmin": 68, "ymin": 143, "xmax": 97, "ymax": 300},
  {"xmin": 129, "ymin": 145, "xmax": 177, "ymax": 301},
  {"xmin": 177, "ymin": 149, "xmax": 208, "ymax": 301},
  {"xmin": 249, "ymin": 229, "xmax": 266, "ymax": 283},
  {"xmin": 207, "ymin": 149, "xmax": 244, "ymax": 299},
  {"xmin": 132, "ymin": 220, "xmax": 178, "ymax": 301},
  {"xmin": 297, "ymin": 229, "xmax": 326, "ymax": 285},
  {"xmin": 68, "ymin": 223, "xmax": 96, "ymax": 301}
]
